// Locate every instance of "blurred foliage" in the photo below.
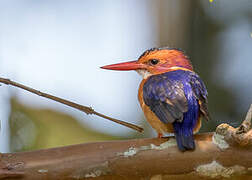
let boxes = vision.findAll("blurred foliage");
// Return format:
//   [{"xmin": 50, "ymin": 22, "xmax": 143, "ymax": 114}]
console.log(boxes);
[
  {"xmin": 188, "ymin": 0, "xmax": 241, "ymax": 132},
  {"xmin": 9, "ymin": 97, "xmax": 121, "ymax": 152}
]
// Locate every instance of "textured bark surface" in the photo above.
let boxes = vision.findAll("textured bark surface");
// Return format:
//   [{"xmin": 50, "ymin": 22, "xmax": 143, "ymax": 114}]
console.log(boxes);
[{"xmin": 0, "ymin": 132, "xmax": 252, "ymax": 180}]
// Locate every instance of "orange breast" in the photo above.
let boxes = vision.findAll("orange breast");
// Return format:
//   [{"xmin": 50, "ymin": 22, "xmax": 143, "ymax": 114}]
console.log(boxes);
[
  {"xmin": 138, "ymin": 79, "xmax": 174, "ymax": 134},
  {"xmin": 138, "ymin": 79, "xmax": 201, "ymax": 134}
]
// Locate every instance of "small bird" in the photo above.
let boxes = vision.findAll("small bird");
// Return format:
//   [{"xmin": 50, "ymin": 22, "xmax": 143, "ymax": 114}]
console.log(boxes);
[{"xmin": 101, "ymin": 47, "xmax": 209, "ymax": 151}]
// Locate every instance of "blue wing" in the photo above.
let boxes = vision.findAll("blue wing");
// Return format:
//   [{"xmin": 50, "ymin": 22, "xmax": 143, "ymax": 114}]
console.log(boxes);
[
  {"xmin": 189, "ymin": 72, "xmax": 209, "ymax": 120},
  {"xmin": 143, "ymin": 72, "xmax": 188, "ymax": 124},
  {"xmin": 143, "ymin": 70, "xmax": 209, "ymax": 124}
]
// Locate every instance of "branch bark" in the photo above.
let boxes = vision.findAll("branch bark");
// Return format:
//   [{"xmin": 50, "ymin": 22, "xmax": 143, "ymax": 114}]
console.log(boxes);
[
  {"xmin": 0, "ymin": 133, "xmax": 252, "ymax": 180},
  {"xmin": 0, "ymin": 77, "xmax": 143, "ymax": 132},
  {"xmin": 0, "ymin": 104, "xmax": 251, "ymax": 179}
]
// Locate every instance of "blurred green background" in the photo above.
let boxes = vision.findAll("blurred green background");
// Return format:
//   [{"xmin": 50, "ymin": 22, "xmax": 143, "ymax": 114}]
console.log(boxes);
[{"xmin": 0, "ymin": 0, "xmax": 251, "ymax": 152}]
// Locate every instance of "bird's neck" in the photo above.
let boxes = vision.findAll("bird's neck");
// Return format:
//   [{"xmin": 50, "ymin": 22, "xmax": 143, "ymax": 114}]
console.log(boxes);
[{"xmin": 136, "ymin": 69, "xmax": 152, "ymax": 79}]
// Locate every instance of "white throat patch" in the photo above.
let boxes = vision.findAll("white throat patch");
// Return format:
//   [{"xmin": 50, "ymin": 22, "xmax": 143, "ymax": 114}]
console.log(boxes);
[{"xmin": 136, "ymin": 69, "xmax": 151, "ymax": 79}]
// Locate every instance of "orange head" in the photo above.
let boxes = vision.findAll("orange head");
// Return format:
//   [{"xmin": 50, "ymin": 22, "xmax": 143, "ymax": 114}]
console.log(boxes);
[{"xmin": 101, "ymin": 47, "xmax": 193, "ymax": 78}]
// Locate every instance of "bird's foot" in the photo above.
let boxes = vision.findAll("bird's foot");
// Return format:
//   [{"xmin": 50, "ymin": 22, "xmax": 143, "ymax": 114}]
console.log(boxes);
[{"xmin": 158, "ymin": 133, "xmax": 163, "ymax": 138}]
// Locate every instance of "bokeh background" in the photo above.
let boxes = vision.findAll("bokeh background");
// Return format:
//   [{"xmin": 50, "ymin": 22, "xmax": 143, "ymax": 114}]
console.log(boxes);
[{"xmin": 0, "ymin": 0, "xmax": 251, "ymax": 152}]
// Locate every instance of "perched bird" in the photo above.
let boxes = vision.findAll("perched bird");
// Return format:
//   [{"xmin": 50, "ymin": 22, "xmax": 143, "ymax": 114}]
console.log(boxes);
[{"xmin": 101, "ymin": 47, "xmax": 209, "ymax": 151}]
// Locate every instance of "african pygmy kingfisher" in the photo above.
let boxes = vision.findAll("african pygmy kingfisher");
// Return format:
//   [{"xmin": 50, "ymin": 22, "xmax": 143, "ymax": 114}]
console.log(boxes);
[{"xmin": 101, "ymin": 47, "xmax": 209, "ymax": 151}]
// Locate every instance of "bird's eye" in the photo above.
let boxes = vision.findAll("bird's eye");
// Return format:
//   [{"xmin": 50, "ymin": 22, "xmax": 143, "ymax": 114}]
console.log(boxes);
[{"xmin": 149, "ymin": 59, "xmax": 159, "ymax": 65}]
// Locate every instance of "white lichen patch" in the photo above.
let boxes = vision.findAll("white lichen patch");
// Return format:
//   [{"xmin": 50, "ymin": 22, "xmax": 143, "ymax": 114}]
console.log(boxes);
[
  {"xmin": 71, "ymin": 161, "xmax": 110, "ymax": 179},
  {"xmin": 248, "ymin": 167, "xmax": 252, "ymax": 172},
  {"xmin": 84, "ymin": 170, "xmax": 103, "ymax": 178},
  {"xmin": 150, "ymin": 139, "xmax": 177, "ymax": 150},
  {"xmin": 38, "ymin": 169, "xmax": 48, "ymax": 173},
  {"xmin": 212, "ymin": 132, "xmax": 229, "ymax": 150},
  {"xmin": 196, "ymin": 160, "xmax": 246, "ymax": 178},
  {"xmin": 150, "ymin": 174, "xmax": 163, "ymax": 180},
  {"xmin": 123, "ymin": 147, "xmax": 138, "ymax": 157},
  {"xmin": 118, "ymin": 139, "xmax": 176, "ymax": 157}
]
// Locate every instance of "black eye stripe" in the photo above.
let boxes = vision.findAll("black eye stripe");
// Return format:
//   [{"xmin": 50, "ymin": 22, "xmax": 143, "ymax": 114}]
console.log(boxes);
[{"xmin": 149, "ymin": 59, "xmax": 159, "ymax": 65}]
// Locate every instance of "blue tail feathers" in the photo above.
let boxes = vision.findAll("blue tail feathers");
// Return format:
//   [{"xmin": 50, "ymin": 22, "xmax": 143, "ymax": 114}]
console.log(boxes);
[
  {"xmin": 172, "ymin": 75, "xmax": 199, "ymax": 151},
  {"xmin": 173, "ymin": 122, "xmax": 195, "ymax": 151},
  {"xmin": 174, "ymin": 131, "xmax": 195, "ymax": 151}
]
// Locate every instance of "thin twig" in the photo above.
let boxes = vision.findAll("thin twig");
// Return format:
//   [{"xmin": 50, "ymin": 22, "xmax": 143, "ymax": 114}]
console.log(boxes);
[{"xmin": 0, "ymin": 77, "xmax": 143, "ymax": 132}]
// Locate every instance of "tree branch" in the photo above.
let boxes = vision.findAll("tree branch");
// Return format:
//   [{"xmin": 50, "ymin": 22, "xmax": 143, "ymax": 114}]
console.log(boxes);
[
  {"xmin": 0, "ymin": 133, "xmax": 251, "ymax": 180},
  {"xmin": 0, "ymin": 77, "xmax": 143, "ymax": 133},
  {"xmin": 0, "ymin": 105, "xmax": 251, "ymax": 179},
  {"xmin": 215, "ymin": 104, "xmax": 252, "ymax": 147}
]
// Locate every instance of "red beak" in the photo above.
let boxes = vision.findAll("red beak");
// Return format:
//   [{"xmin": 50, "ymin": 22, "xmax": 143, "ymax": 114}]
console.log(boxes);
[{"xmin": 100, "ymin": 60, "xmax": 145, "ymax": 71}]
